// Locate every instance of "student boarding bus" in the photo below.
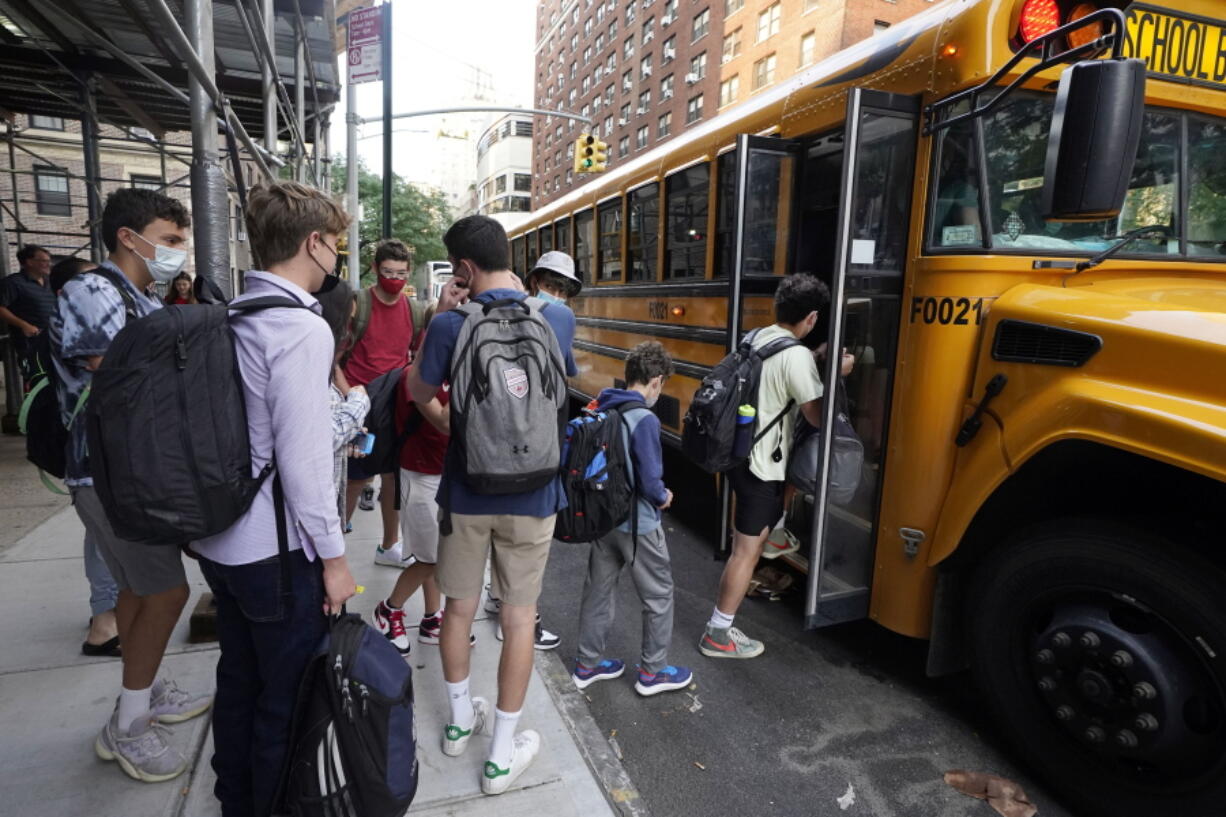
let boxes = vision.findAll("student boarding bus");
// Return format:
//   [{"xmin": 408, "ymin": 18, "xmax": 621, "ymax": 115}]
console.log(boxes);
[{"xmin": 510, "ymin": 2, "xmax": 1226, "ymax": 815}]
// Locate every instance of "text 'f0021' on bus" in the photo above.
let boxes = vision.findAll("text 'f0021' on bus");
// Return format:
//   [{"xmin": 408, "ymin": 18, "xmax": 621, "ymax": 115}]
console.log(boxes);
[{"xmin": 511, "ymin": 1, "xmax": 1226, "ymax": 814}]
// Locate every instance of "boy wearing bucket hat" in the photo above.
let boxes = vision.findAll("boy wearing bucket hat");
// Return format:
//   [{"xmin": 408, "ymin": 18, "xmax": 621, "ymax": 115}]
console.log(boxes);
[{"xmin": 526, "ymin": 251, "xmax": 581, "ymax": 304}]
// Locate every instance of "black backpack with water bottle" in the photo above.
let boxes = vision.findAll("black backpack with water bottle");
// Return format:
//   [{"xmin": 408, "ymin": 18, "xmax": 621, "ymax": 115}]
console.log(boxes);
[{"xmin": 681, "ymin": 328, "xmax": 800, "ymax": 474}]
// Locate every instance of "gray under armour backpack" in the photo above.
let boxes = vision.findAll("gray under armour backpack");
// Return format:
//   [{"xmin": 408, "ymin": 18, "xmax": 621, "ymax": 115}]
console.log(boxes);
[{"xmin": 448, "ymin": 295, "xmax": 569, "ymax": 495}]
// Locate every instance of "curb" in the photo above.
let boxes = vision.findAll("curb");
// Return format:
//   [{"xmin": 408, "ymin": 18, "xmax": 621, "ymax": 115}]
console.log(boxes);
[{"xmin": 535, "ymin": 650, "xmax": 652, "ymax": 817}]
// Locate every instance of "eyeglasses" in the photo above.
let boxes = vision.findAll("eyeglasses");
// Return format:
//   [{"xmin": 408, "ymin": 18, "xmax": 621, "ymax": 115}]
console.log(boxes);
[{"xmin": 378, "ymin": 269, "xmax": 409, "ymax": 279}]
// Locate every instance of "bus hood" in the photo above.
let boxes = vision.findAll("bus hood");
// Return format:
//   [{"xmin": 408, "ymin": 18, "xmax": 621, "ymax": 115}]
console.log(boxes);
[{"xmin": 1077, "ymin": 278, "xmax": 1226, "ymax": 318}]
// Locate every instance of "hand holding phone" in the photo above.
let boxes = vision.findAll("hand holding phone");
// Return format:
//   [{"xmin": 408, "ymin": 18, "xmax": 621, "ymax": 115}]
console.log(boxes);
[{"xmin": 353, "ymin": 432, "xmax": 375, "ymax": 455}]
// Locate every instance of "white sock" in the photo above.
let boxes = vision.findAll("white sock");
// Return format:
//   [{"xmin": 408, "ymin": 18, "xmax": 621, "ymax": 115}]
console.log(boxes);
[
  {"xmin": 117, "ymin": 685, "xmax": 152, "ymax": 733},
  {"xmin": 707, "ymin": 607, "xmax": 735, "ymax": 631},
  {"xmin": 446, "ymin": 678, "xmax": 474, "ymax": 728},
  {"xmin": 489, "ymin": 707, "xmax": 522, "ymax": 769},
  {"xmin": 774, "ymin": 512, "xmax": 787, "ymax": 531}
]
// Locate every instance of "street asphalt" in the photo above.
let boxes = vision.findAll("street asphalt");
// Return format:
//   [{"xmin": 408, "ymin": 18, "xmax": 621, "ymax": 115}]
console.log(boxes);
[{"xmin": 536, "ymin": 504, "xmax": 1078, "ymax": 817}]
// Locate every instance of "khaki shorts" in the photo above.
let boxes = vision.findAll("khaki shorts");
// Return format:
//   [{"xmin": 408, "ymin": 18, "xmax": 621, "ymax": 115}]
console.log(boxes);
[{"xmin": 436, "ymin": 513, "xmax": 554, "ymax": 606}]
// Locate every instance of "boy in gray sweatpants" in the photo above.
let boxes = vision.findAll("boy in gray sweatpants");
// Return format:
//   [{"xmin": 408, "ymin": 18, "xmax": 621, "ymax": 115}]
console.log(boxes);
[{"xmin": 572, "ymin": 342, "xmax": 695, "ymax": 696}]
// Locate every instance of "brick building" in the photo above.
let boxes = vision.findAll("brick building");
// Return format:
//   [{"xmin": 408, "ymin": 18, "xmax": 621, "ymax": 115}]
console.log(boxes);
[
  {"xmin": 531, "ymin": 0, "xmax": 935, "ymax": 208},
  {"xmin": 2, "ymin": 114, "xmax": 195, "ymax": 265},
  {"xmin": 532, "ymin": 0, "xmax": 725, "ymax": 208},
  {"xmin": 717, "ymin": 0, "xmax": 936, "ymax": 113}
]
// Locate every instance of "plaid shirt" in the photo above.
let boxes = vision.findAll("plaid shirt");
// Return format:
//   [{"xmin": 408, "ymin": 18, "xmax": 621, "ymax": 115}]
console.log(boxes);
[{"xmin": 330, "ymin": 383, "xmax": 369, "ymax": 518}]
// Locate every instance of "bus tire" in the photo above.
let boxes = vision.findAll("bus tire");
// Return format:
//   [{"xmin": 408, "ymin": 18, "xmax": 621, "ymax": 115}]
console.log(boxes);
[{"xmin": 967, "ymin": 518, "xmax": 1226, "ymax": 817}]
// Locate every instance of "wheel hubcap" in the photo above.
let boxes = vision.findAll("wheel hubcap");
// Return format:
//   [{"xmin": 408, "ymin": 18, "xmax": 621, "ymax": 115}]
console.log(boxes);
[{"xmin": 1027, "ymin": 596, "xmax": 1226, "ymax": 785}]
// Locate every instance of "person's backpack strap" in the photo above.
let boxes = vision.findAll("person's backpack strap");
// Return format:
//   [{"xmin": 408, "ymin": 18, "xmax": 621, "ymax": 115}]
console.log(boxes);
[
  {"xmin": 229, "ymin": 295, "xmax": 316, "ymax": 315},
  {"xmin": 343, "ymin": 287, "xmax": 373, "ymax": 365},
  {"xmin": 617, "ymin": 401, "xmax": 651, "ymax": 564},
  {"xmin": 271, "ymin": 472, "xmax": 293, "ymax": 609},
  {"xmin": 408, "ymin": 298, "xmax": 435, "ymax": 354},
  {"xmin": 89, "ymin": 268, "xmax": 139, "ymax": 322},
  {"xmin": 748, "ymin": 333, "xmax": 803, "ymax": 454}
]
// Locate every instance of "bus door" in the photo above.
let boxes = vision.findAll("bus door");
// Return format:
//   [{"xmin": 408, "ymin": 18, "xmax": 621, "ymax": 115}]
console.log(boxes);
[
  {"xmin": 804, "ymin": 89, "xmax": 919, "ymax": 627},
  {"xmin": 718, "ymin": 134, "xmax": 803, "ymax": 555}
]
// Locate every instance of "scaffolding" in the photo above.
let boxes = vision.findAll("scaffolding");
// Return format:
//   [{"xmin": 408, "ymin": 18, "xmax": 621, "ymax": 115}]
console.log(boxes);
[{"xmin": 0, "ymin": 0, "xmax": 341, "ymax": 424}]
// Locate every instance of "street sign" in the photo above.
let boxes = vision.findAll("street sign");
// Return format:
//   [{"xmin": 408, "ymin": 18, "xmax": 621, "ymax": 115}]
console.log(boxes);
[{"xmin": 348, "ymin": 6, "xmax": 383, "ymax": 84}]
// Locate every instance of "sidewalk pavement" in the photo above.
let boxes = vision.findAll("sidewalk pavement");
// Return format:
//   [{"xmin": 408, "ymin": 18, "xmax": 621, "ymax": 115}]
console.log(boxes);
[{"xmin": 0, "ymin": 492, "xmax": 644, "ymax": 817}]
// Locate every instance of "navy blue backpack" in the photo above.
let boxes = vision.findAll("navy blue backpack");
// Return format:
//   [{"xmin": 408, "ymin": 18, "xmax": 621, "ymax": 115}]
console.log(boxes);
[{"xmin": 278, "ymin": 612, "xmax": 418, "ymax": 817}]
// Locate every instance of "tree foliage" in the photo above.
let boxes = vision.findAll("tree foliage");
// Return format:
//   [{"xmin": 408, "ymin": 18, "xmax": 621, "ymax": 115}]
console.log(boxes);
[{"xmin": 330, "ymin": 156, "xmax": 453, "ymax": 282}]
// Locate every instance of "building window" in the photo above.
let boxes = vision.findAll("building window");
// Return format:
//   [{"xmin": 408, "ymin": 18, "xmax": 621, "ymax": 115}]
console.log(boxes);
[
  {"xmin": 719, "ymin": 74, "xmax": 740, "ymax": 107},
  {"xmin": 596, "ymin": 33, "xmax": 605, "ymax": 50},
  {"xmin": 624, "ymin": 34, "xmax": 636, "ymax": 60},
  {"xmin": 516, "ymin": 121, "xmax": 533, "ymax": 137},
  {"xmin": 690, "ymin": 52, "xmax": 707, "ymax": 81},
  {"xmin": 799, "ymin": 31, "xmax": 816, "ymax": 66},
  {"xmin": 636, "ymin": 125, "xmax": 649, "ymax": 149},
  {"xmin": 514, "ymin": 173, "xmax": 532, "ymax": 192},
  {"xmin": 572, "ymin": 33, "xmax": 579, "ymax": 50},
  {"xmin": 626, "ymin": 2, "xmax": 635, "ymax": 24},
  {"xmin": 34, "ymin": 165, "xmax": 70, "ymax": 216},
  {"xmin": 638, "ymin": 89, "xmax": 651, "ymax": 113},
  {"xmin": 692, "ymin": 8, "xmax": 710, "ymax": 42},
  {"xmin": 657, "ymin": 111, "xmax": 672, "ymax": 137},
  {"xmin": 757, "ymin": 3, "xmax": 781, "ymax": 42},
  {"xmin": 804, "ymin": 0, "xmax": 819, "ymax": 11},
  {"xmin": 722, "ymin": 27, "xmax": 742, "ymax": 63},
  {"xmin": 609, "ymin": 18, "xmax": 618, "ymax": 37},
  {"xmin": 726, "ymin": 0, "xmax": 743, "ymax": 14},
  {"xmin": 30, "ymin": 114, "xmax": 64, "ymax": 130},
  {"xmin": 606, "ymin": 84, "xmax": 616, "ymax": 104},
  {"xmin": 662, "ymin": 34, "xmax": 677, "ymax": 62},
  {"xmin": 131, "ymin": 174, "xmax": 162, "ymax": 191},
  {"xmin": 623, "ymin": 69, "xmax": 634, "ymax": 92},
  {"xmin": 642, "ymin": 16, "xmax": 654, "ymax": 42},
  {"xmin": 584, "ymin": 17, "xmax": 593, "ymax": 36},
  {"xmin": 620, "ymin": 102, "xmax": 632, "ymax": 122},
  {"xmin": 619, "ymin": 135, "xmax": 631, "ymax": 156},
  {"xmin": 661, "ymin": 73, "xmax": 675, "ymax": 99},
  {"xmin": 752, "ymin": 53, "xmax": 777, "ymax": 89},
  {"xmin": 686, "ymin": 94, "xmax": 704, "ymax": 124},
  {"xmin": 873, "ymin": 20, "xmax": 891, "ymax": 34},
  {"xmin": 583, "ymin": 76, "xmax": 592, "ymax": 93},
  {"xmin": 597, "ymin": 198, "xmax": 622, "ymax": 280},
  {"xmin": 665, "ymin": 161, "xmax": 709, "ymax": 279},
  {"xmin": 641, "ymin": 53, "xmax": 653, "ymax": 80},
  {"xmin": 604, "ymin": 115, "xmax": 614, "ymax": 136},
  {"xmin": 593, "ymin": 95, "xmax": 603, "ymax": 113}
]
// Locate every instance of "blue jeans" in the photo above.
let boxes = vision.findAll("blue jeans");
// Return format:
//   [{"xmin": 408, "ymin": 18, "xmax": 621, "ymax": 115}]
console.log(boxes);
[
  {"xmin": 84, "ymin": 534, "xmax": 119, "ymax": 617},
  {"xmin": 199, "ymin": 549, "xmax": 326, "ymax": 817}
]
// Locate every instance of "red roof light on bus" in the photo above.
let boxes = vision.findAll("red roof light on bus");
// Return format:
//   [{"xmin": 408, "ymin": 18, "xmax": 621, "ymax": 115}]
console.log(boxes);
[{"xmin": 1018, "ymin": 0, "xmax": 1061, "ymax": 42}]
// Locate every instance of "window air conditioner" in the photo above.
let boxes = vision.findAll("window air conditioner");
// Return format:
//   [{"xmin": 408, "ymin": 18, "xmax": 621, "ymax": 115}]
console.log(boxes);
[
  {"xmin": 642, "ymin": 66, "xmax": 652, "ymax": 77},
  {"xmin": 684, "ymin": 72, "xmax": 699, "ymax": 84},
  {"xmin": 662, "ymin": 14, "xmax": 673, "ymax": 25},
  {"xmin": 644, "ymin": 31, "xmax": 653, "ymax": 43},
  {"xmin": 636, "ymin": 105, "xmax": 646, "ymax": 114},
  {"xmin": 662, "ymin": 89, "xmax": 672, "ymax": 99}
]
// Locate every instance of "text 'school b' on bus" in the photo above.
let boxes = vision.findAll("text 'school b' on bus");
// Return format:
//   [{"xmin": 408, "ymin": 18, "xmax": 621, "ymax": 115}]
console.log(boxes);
[{"xmin": 511, "ymin": 2, "xmax": 1226, "ymax": 815}]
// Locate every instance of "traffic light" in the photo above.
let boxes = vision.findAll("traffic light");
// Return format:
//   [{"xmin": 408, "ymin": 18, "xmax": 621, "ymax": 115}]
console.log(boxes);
[{"xmin": 574, "ymin": 133, "xmax": 610, "ymax": 174}]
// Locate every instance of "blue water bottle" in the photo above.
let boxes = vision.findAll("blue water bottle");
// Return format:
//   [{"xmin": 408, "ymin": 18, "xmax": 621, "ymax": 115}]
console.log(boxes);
[{"xmin": 732, "ymin": 405, "xmax": 756, "ymax": 459}]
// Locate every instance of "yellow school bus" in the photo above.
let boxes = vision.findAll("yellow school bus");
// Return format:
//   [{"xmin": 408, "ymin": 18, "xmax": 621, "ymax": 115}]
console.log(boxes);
[{"xmin": 512, "ymin": 2, "xmax": 1226, "ymax": 813}]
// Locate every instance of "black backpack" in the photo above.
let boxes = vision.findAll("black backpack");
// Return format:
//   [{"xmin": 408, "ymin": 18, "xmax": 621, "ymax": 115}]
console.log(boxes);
[
  {"xmin": 681, "ymin": 328, "xmax": 801, "ymax": 474},
  {"xmin": 86, "ymin": 295, "xmax": 314, "ymax": 544},
  {"xmin": 359, "ymin": 366, "xmax": 410, "ymax": 478},
  {"xmin": 20, "ymin": 270, "xmax": 135, "ymax": 488},
  {"xmin": 554, "ymin": 402, "xmax": 646, "ymax": 543},
  {"xmin": 278, "ymin": 612, "xmax": 419, "ymax": 817}
]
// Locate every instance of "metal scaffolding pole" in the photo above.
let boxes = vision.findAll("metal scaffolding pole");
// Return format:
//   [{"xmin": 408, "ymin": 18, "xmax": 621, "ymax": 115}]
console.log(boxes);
[
  {"xmin": 0, "ymin": 212, "xmax": 20, "ymax": 432},
  {"xmin": 262, "ymin": 0, "xmax": 277, "ymax": 155},
  {"xmin": 77, "ymin": 72, "xmax": 105, "ymax": 263},
  {"xmin": 295, "ymin": 28, "xmax": 306, "ymax": 182},
  {"xmin": 186, "ymin": 0, "xmax": 230, "ymax": 296},
  {"xmin": 5, "ymin": 125, "xmax": 25, "ymax": 249}
]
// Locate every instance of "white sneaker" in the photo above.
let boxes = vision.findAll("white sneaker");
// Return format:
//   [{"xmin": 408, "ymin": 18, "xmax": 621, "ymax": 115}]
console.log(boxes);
[
  {"xmin": 482, "ymin": 730, "xmax": 541, "ymax": 795},
  {"xmin": 374, "ymin": 542, "xmax": 413, "ymax": 567},
  {"xmin": 495, "ymin": 615, "xmax": 560, "ymax": 650},
  {"xmin": 483, "ymin": 586, "xmax": 502, "ymax": 615},
  {"xmin": 442, "ymin": 696, "xmax": 490, "ymax": 757}
]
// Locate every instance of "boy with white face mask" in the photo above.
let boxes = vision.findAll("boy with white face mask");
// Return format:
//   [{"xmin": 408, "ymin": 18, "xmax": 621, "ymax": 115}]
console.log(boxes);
[
  {"xmin": 572, "ymin": 341, "xmax": 694, "ymax": 697},
  {"xmin": 51, "ymin": 188, "xmax": 211, "ymax": 784},
  {"xmin": 526, "ymin": 251, "xmax": 582, "ymax": 305}
]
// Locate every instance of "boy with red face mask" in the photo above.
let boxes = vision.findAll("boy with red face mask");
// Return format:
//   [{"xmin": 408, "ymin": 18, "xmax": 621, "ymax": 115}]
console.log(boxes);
[{"xmin": 342, "ymin": 239, "xmax": 433, "ymax": 566}]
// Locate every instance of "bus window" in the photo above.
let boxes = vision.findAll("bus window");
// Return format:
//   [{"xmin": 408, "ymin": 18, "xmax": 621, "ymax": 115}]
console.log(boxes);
[
  {"xmin": 665, "ymin": 162, "xmax": 709, "ymax": 279},
  {"xmin": 574, "ymin": 208, "xmax": 594, "ymax": 283},
  {"xmin": 627, "ymin": 183, "xmax": 660, "ymax": 282},
  {"xmin": 713, "ymin": 150, "xmax": 737, "ymax": 278},
  {"xmin": 510, "ymin": 236, "xmax": 525, "ymax": 277},
  {"xmin": 1188, "ymin": 118, "xmax": 1226, "ymax": 257},
  {"xmin": 539, "ymin": 225, "xmax": 554, "ymax": 255},
  {"xmin": 744, "ymin": 147, "xmax": 795, "ymax": 275},
  {"xmin": 556, "ymin": 216, "xmax": 572, "ymax": 257},
  {"xmin": 526, "ymin": 232, "xmax": 538, "ymax": 265},
  {"xmin": 928, "ymin": 114, "xmax": 985, "ymax": 249},
  {"xmin": 597, "ymin": 198, "xmax": 623, "ymax": 281},
  {"xmin": 794, "ymin": 132, "xmax": 843, "ymax": 282}
]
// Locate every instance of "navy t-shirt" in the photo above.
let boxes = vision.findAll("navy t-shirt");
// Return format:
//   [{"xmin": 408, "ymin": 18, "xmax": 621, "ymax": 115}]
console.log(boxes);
[{"xmin": 417, "ymin": 289, "xmax": 578, "ymax": 517}]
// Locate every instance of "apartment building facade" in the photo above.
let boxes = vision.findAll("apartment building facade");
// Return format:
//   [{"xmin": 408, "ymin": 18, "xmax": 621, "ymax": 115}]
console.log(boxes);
[
  {"xmin": 473, "ymin": 113, "xmax": 535, "ymax": 232},
  {"xmin": 531, "ymin": 0, "xmax": 936, "ymax": 208},
  {"xmin": 532, "ymin": 0, "xmax": 725, "ymax": 208}
]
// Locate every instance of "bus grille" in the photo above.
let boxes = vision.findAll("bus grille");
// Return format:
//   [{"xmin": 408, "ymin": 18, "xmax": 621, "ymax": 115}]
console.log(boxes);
[{"xmin": 991, "ymin": 320, "xmax": 1102, "ymax": 367}]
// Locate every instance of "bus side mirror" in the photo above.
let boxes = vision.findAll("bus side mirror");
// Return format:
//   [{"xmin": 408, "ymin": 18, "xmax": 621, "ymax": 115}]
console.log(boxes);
[{"xmin": 1041, "ymin": 59, "xmax": 1146, "ymax": 222}]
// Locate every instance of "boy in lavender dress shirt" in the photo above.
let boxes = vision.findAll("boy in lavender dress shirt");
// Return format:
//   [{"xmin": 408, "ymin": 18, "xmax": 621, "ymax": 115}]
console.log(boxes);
[{"xmin": 191, "ymin": 182, "xmax": 357, "ymax": 817}]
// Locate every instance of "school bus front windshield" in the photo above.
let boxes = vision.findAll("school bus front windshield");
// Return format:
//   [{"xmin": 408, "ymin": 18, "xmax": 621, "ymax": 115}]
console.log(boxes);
[{"xmin": 930, "ymin": 92, "xmax": 1226, "ymax": 259}]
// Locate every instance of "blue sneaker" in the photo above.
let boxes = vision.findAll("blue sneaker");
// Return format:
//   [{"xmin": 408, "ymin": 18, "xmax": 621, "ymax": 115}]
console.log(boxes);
[
  {"xmin": 634, "ymin": 665, "xmax": 693, "ymax": 697},
  {"xmin": 572, "ymin": 659, "xmax": 625, "ymax": 690}
]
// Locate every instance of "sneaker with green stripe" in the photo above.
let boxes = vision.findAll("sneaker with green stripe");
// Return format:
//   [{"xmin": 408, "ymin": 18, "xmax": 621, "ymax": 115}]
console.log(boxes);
[
  {"xmin": 441, "ymin": 696, "xmax": 489, "ymax": 757},
  {"xmin": 481, "ymin": 729, "xmax": 541, "ymax": 795}
]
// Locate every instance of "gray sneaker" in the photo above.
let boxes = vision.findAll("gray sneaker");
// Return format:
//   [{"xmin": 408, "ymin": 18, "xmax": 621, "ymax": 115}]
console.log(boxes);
[
  {"xmin": 151, "ymin": 677, "xmax": 213, "ymax": 723},
  {"xmin": 95, "ymin": 709, "xmax": 188, "ymax": 782},
  {"xmin": 699, "ymin": 625, "xmax": 765, "ymax": 659}
]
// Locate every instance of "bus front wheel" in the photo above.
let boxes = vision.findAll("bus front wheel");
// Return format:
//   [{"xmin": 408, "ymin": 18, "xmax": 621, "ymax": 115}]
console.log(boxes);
[{"xmin": 968, "ymin": 519, "xmax": 1226, "ymax": 817}]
